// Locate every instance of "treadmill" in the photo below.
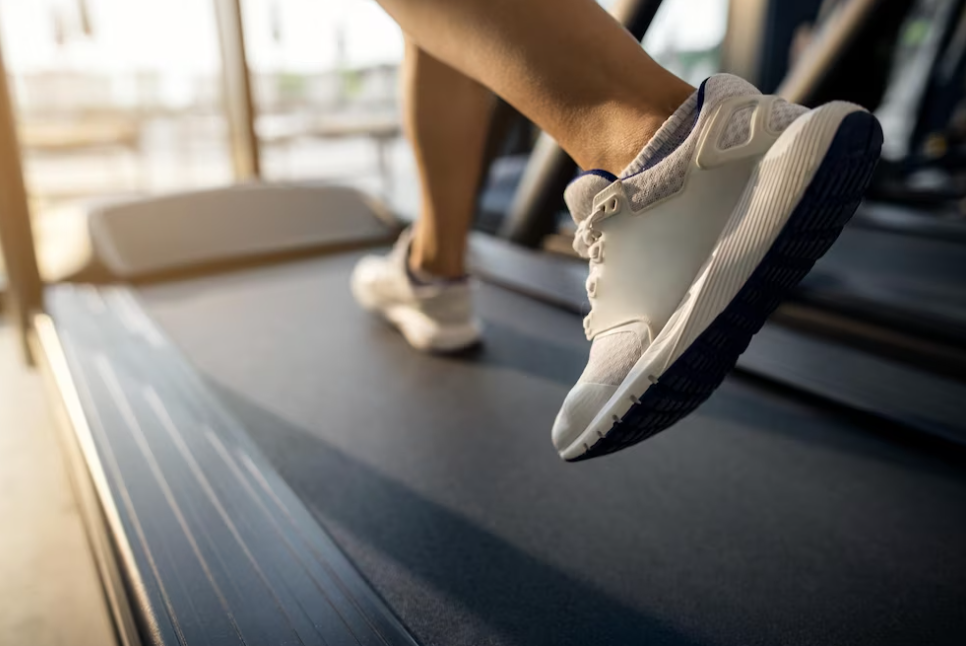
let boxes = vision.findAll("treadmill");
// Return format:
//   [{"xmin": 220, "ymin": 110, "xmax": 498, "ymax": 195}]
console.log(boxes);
[
  {"xmin": 786, "ymin": 0, "xmax": 966, "ymax": 379},
  {"xmin": 1, "ymin": 1, "xmax": 965, "ymax": 645}
]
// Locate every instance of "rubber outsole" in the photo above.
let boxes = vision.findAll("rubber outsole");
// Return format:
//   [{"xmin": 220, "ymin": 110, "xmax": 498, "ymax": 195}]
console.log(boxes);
[{"xmin": 570, "ymin": 111, "xmax": 884, "ymax": 462}]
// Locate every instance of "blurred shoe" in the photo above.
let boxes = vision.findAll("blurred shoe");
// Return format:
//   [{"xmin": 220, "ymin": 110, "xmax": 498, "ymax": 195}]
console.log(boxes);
[
  {"xmin": 553, "ymin": 73, "xmax": 882, "ymax": 461},
  {"xmin": 351, "ymin": 228, "xmax": 481, "ymax": 352}
]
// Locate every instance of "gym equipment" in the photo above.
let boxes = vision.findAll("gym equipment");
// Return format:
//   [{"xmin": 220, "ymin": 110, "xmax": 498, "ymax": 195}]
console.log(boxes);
[{"xmin": 1, "ymin": 1, "xmax": 964, "ymax": 644}]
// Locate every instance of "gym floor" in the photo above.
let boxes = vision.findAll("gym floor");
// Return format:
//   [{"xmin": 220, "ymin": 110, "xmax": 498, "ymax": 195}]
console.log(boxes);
[{"xmin": 0, "ymin": 321, "xmax": 113, "ymax": 646}]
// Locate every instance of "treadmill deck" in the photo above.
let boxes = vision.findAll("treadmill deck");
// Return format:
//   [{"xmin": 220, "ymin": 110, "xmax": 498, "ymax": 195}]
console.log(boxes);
[{"xmin": 138, "ymin": 251, "xmax": 966, "ymax": 646}]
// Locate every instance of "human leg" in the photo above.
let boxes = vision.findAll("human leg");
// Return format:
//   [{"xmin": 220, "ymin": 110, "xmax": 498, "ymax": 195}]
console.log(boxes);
[
  {"xmin": 401, "ymin": 39, "xmax": 493, "ymax": 280},
  {"xmin": 376, "ymin": 0, "xmax": 695, "ymax": 175},
  {"xmin": 350, "ymin": 41, "xmax": 491, "ymax": 351}
]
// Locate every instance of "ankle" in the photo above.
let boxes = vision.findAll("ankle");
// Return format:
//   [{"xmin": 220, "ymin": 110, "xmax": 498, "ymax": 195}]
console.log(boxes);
[
  {"xmin": 576, "ymin": 82, "xmax": 696, "ymax": 175},
  {"xmin": 581, "ymin": 111, "xmax": 669, "ymax": 175},
  {"xmin": 408, "ymin": 243, "xmax": 466, "ymax": 281}
]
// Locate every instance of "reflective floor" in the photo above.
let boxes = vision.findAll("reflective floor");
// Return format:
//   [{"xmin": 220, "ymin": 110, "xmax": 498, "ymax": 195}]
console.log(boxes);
[{"xmin": 0, "ymin": 323, "xmax": 113, "ymax": 646}]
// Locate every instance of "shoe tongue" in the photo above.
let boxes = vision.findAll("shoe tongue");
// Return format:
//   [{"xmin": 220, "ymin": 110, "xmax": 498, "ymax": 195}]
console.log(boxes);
[
  {"xmin": 563, "ymin": 74, "xmax": 760, "ymax": 222},
  {"xmin": 563, "ymin": 171, "xmax": 616, "ymax": 223}
]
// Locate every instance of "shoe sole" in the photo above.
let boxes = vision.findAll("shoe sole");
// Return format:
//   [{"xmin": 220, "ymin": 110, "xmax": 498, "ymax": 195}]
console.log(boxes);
[
  {"xmin": 562, "ymin": 107, "xmax": 883, "ymax": 462},
  {"xmin": 383, "ymin": 305, "xmax": 482, "ymax": 353},
  {"xmin": 351, "ymin": 266, "xmax": 482, "ymax": 353}
]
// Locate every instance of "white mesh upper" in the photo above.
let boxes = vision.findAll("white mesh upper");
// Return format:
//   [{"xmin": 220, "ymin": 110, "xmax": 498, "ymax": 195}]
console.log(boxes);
[
  {"xmin": 769, "ymin": 98, "xmax": 808, "ymax": 133},
  {"xmin": 579, "ymin": 326, "xmax": 648, "ymax": 386},
  {"xmin": 719, "ymin": 104, "xmax": 755, "ymax": 150},
  {"xmin": 564, "ymin": 76, "xmax": 810, "ymax": 223},
  {"xmin": 622, "ymin": 75, "xmax": 761, "ymax": 211}
]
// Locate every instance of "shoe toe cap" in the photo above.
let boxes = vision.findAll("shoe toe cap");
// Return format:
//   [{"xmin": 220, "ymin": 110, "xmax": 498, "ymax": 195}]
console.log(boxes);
[
  {"xmin": 551, "ymin": 382, "xmax": 617, "ymax": 456},
  {"xmin": 351, "ymin": 254, "xmax": 398, "ymax": 304},
  {"xmin": 352, "ymin": 254, "xmax": 386, "ymax": 284}
]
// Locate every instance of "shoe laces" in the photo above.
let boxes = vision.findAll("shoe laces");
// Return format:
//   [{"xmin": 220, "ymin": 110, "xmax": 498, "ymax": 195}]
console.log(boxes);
[
  {"xmin": 573, "ymin": 196, "xmax": 619, "ymax": 333},
  {"xmin": 573, "ymin": 204, "xmax": 606, "ymax": 258}
]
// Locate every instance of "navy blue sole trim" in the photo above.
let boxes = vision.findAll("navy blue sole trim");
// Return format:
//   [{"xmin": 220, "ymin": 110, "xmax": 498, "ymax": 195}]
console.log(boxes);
[{"xmin": 571, "ymin": 111, "xmax": 884, "ymax": 462}]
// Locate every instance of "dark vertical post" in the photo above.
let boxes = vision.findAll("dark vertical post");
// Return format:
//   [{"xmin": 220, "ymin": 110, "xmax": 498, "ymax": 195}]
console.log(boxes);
[
  {"xmin": 777, "ymin": 0, "xmax": 884, "ymax": 105},
  {"xmin": 0, "ymin": 36, "xmax": 43, "ymax": 362},
  {"xmin": 213, "ymin": 0, "xmax": 261, "ymax": 180},
  {"xmin": 719, "ymin": 0, "xmax": 770, "ymax": 87}
]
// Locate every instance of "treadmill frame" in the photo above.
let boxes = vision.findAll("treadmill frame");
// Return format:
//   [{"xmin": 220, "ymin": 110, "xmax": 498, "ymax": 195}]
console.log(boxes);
[{"xmin": 30, "ymin": 315, "xmax": 145, "ymax": 646}]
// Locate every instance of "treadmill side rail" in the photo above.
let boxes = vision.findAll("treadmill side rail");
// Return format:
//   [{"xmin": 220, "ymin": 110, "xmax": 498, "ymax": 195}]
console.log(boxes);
[
  {"xmin": 37, "ymin": 284, "xmax": 419, "ymax": 646},
  {"xmin": 32, "ymin": 314, "xmax": 144, "ymax": 646}
]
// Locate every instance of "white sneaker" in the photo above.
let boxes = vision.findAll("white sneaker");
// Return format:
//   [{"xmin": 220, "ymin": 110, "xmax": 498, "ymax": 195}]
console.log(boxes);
[
  {"xmin": 351, "ymin": 229, "xmax": 482, "ymax": 352},
  {"xmin": 553, "ymin": 74, "xmax": 883, "ymax": 461}
]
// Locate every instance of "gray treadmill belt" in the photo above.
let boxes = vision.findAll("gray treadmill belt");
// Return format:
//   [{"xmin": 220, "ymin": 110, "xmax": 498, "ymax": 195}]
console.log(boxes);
[
  {"xmin": 139, "ymin": 251, "xmax": 966, "ymax": 646},
  {"xmin": 802, "ymin": 224, "xmax": 966, "ymax": 345}
]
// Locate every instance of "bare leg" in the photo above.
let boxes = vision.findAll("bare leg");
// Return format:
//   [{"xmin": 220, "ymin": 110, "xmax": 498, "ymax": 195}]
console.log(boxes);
[
  {"xmin": 402, "ymin": 40, "xmax": 493, "ymax": 279},
  {"xmin": 380, "ymin": 0, "xmax": 694, "ymax": 175}
]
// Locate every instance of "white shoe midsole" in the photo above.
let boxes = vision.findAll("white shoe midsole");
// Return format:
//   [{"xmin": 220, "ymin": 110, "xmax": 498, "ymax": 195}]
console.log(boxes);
[
  {"xmin": 558, "ymin": 102, "xmax": 865, "ymax": 460},
  {"xmin": 351, "ymin": 265, "xmax": 481, "ymax": 352},
  {"xmin": 384, "ymin": 305, "xmax": 481, "ymax": 352}
]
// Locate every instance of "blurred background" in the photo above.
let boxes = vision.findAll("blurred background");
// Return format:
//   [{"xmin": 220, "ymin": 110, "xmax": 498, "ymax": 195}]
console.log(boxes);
[
  {"xmin": 2, "ymin": 0, "xmax": 962, "ymax": 278},
  {"xmin": 0, "ymin": 0, "xmax": 734, "ymax": 280}
]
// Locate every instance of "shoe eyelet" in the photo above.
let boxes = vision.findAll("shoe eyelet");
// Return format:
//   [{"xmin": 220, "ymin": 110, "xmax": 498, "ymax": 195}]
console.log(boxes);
[
  {"xmin": 609, "ymin": 197, "xmax": 620, "ymax": 213},
  {"xmin": 586, "ymin": 277, "xmax": 598, "ymax": 298}
]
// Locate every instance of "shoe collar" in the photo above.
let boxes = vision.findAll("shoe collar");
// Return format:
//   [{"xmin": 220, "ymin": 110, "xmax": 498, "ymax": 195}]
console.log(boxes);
[{"xmin": 563, "ymin": 74, "xmax": 760, "ymax": 223}]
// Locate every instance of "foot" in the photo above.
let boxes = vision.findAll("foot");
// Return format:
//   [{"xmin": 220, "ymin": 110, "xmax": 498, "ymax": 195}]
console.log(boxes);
[
  {"xmin": 351, "ymin": 229, "xmax": 482, "ymax": 352},
  {"xmin": 553, "ymin": 74, "xmax": 883, "ymax": 461}
]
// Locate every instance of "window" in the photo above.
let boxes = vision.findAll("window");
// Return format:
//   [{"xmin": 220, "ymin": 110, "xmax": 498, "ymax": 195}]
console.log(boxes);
[
  {"xmin": 242, "ymin": 0, "xmax": 412, "ymax": 208},
  {"xmin": 642, "ymin": 0, "xmax": 729, "ymax": 84},
  {"xmin": 0, "ymin": 0, "xmax": 234, "ymax": 273}
]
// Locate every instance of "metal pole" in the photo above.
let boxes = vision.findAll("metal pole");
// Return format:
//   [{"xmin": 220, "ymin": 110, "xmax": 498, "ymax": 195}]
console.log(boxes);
[
  {"xmin": 0, "ymin": 35, "xmax": 44, "ymax": 363},
  {"xmin": 213, "ymin": 0, "xmax": 261, "ymax": 180},
  {"xmin": 718, "ymin": 0, "xmax": 770, "ymax": 87}
]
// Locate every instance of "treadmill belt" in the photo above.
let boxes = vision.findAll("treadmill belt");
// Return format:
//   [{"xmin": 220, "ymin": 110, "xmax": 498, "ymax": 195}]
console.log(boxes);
[
  {"xmin": 138, "ymin": 251, "xmax": 966, "ymax": 646},
  {"xmin": 803, "ymin": 224, "xmax": 966, "ymax": 344}
]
